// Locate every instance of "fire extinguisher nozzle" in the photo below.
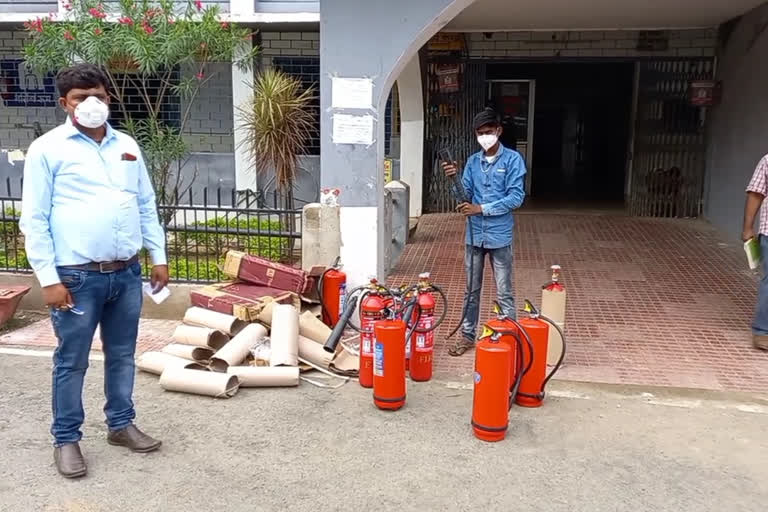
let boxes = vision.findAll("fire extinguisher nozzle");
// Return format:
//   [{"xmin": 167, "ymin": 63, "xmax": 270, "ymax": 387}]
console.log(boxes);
[{"xmin": 323, "ymin": 294, "xmax": 359, "ymax": 353}]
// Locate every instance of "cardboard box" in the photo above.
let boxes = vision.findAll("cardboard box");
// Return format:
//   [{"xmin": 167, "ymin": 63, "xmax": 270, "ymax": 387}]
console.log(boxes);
[
  {"xmin": 190, "ymin": 282, "xmax": 299, "ymax": 322},
  {"xmin": 222, "ymin": 250, "xmax": 322, "ymax": 298}
]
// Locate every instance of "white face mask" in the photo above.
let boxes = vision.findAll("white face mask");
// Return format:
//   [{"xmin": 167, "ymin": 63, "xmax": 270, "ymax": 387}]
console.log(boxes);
[
  {"xmin": 477, "ymin": 133, "xmax": 498, "ymax": 152},
  {"xmin": 73, "ymin": 96, "xmax": 109, "ymax": 129}
]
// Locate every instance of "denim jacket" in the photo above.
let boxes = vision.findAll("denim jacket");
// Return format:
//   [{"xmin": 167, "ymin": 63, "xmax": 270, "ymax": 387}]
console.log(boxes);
[{"xmin": 455, "ymin": 144, "xmax": 527, "ymax": 249}]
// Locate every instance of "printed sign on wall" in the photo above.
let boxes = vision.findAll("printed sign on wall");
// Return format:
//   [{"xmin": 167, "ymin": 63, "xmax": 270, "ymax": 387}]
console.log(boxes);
[{"xmin": 0, "ymin": 59, "xmax": 57, "ymax": 108}]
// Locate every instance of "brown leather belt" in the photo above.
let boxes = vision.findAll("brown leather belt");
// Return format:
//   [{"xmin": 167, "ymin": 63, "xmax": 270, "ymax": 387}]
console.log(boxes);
[{"xmin": 60, "ymin": 254, "xmax": 140, "ymax": 273}]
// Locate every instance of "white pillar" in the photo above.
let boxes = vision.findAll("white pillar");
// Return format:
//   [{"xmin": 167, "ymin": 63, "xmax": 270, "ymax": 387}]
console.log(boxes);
[
  {"xmin": 232, "ymin": 40, "xmax": 256, "ymax": 191},
  {"xmin": 397, "ymin": 54, "xmax": 424, "ymax": 218}
]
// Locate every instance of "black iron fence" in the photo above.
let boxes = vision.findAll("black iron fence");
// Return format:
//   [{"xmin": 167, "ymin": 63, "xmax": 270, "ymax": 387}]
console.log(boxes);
[{"xmin": 0, "ymin": 179, "xmax": 302, "ymax": 284}]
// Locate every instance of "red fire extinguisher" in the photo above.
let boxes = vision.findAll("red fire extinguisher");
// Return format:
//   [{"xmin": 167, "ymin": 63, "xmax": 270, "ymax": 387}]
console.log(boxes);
[
  {"xmin": 408, "ymin": 272, "xmax": 446, "ymax": 382},
  {"xmin": 515, "ymin": 300, "xmax": 565, "ymax": 408},
  {"xmin": 319, "ymin": 258, "xmax": 347, "ymax": 328},
  {"xmin": 358, "ymin": 279, "xmax": 389, "ymax": 388},
  {"xmin": 373, "ymin": 317, "xmax": 407, "ymax": 411},
  {"xmin": 471, "ymin": 329, "xmax": 514, "ymax": 442},
  {"xmin": 482, "ymin": 303, "xmax": 523, "ymax": 389}
]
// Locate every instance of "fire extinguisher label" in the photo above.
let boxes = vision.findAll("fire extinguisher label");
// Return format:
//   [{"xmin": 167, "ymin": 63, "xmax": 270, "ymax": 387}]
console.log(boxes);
[
  {"xmin": 338, "ymin": 284, "xmax": 346, "ymax": 314},
  {"xmin": 416, "ymin": 334, "xmax": 426, "ymax": 348},
  {"xmin": 473, "ymin": 372, "xmax": 481, "ymax": 384},
  {"xmin": 362, "ymin": 335, "xmax": 372, "ymax": 355},
  {"xmin": 374, "ymin": 342, "xmax": 384, "ymax": 377}
]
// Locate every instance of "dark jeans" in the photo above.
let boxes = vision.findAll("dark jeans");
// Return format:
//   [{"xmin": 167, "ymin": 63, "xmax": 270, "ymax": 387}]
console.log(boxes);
[
  {"xmin": 753, "ymin": 235, "xmax": 768, "ymax": 336},
  {"xmin": 461, "ymin": 244, "xmax": 516, "ymax": 341},
  {"xmin": 50, "ymin": 262, "xmax": 143, "ymax": 446}
]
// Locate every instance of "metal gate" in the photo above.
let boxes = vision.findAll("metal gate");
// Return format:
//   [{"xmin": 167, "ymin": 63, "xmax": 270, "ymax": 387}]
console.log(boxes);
[
  {"xmin": 629, "ymin": 59, "xmax": 715, "ymax": 218},
  {"xmin": 423, "ymin": 60, "xmax": 487, "ymax": 213}
]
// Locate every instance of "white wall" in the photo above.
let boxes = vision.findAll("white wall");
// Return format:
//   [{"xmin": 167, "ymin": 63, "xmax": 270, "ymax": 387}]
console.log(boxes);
[{"xmin": 705, "ymin": 3, "xmax": 768, "ymax": 238}]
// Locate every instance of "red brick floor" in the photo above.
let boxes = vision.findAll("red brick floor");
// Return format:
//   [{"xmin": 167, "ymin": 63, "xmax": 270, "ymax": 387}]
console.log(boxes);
[
  {"xmin": 388, "ymin": 212, "xmax": 768, "ymax": 393},
  {"xmin": 0, "ymin": 317, "xmax": 176, "ymax": 355}
]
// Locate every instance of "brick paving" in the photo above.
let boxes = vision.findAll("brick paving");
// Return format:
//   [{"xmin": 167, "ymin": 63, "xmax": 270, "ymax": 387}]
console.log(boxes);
[
  {"xmin": 388, "ymin": 212, "xmax": 768, "ymax": 394},
  {"xmin": 0, "ymin": 317, "xmax": 176, "ymax": 355},
  {"xmin": 2, "ymin": 211, "xmax": 767, "ymax": 394}
]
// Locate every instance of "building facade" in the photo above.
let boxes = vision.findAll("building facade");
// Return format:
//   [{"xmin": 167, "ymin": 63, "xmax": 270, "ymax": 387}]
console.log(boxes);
[{"xmin": 2, "ymin": 0, "xmax": 768, "ymax": 287}]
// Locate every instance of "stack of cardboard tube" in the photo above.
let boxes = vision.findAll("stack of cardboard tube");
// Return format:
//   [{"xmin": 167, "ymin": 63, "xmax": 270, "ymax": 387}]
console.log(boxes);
[{"xmin": 136, "ymin": 300, "xmax": 346, "ymax": 399}]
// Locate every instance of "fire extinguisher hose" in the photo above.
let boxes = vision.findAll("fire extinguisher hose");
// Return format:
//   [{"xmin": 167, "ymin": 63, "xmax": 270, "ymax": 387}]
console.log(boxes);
[
  {"xmin": 323, "ymin": 293, "xmax": 360, "ymax": 354},
  {"xmin": 413, "ymin": 284, "xmax": 448, "ymax": 333},
  {"xmin": 447, "ymin": 173, "xmax": 476, "ymax": 340},
  {"xmin": 510, "ymin": 315, "xmax": 567, "ymax": 401}
]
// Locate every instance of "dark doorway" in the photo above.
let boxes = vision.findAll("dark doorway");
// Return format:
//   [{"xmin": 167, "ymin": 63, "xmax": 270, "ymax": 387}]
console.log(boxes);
[{"xmin": 487, "ymin": 62, "xmax": 635, "ymax": 203}]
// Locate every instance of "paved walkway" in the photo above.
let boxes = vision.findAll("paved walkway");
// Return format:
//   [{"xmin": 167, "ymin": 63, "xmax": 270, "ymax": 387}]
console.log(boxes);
[
  {"xmin": 2, "ymin": 211, "xmax": 767, "ymax": 394},
  {"xmin": 388, "ymin": 212, "xmax": 768, "ymax": 393}
]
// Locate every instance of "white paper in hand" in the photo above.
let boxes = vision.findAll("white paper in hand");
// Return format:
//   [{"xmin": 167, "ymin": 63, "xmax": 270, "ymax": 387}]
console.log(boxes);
[{"xmin": 143, "ymin": 283, "xmax": 171, "ymax": 304}]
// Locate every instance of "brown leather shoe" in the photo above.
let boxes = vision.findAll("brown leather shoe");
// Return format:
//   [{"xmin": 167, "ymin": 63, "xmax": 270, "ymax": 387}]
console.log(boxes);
[
  {"xmin": 54, "ymin": 442, "xmax": 87, "ymax": 479},
  {"xmin": 754, "ymin": 334, "xmax": 768, "ymax": 351},
  {"xmin": 107, "ymin": 425, "xmax": 162, "ymax": 453}
]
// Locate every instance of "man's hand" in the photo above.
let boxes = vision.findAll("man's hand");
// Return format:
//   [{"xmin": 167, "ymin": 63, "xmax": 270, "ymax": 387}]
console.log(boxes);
[
  {"xmin": 456, "ymin": 202, "xmax": 482, "ymax": 216},
  {"xmin": 150, "ymin": 265, "xmax": 169, "ymax": 293},
  {"xmin": 42, "ymin": 283, "xmax": 73, "ymax": 310},
  {"xmin": 743, "ymin": 228, "xmax": 756, "ymax": 243},
  {"xmin": 442, "ymin": 161, "xmax": 459, "ymax": 178}
]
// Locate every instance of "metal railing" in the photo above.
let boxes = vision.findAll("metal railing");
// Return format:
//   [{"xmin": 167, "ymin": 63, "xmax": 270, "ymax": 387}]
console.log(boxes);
[{"xmin": 0, "ymin": 179, "xmax": 302, "ymax": 284}]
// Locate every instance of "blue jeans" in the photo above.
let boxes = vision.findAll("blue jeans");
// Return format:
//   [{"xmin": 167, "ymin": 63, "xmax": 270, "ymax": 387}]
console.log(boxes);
[
  {"xmin": 753, "ymin": 235, "xmax": 768, "ymax": 335},
  {"xmin": 461, "ymin": 244, "xmax": 516, "ymax": 341},
  {"xmin": 49, "ymin": 262, "xmax": 143, "ymax": 446}
]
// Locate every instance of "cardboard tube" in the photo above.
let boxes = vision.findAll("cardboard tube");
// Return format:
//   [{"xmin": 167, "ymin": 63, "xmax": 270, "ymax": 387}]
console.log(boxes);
[
  {"xmin": 136, "ymin": 352, "xmax": 204, "ymax": 376},
  {"xmin": 172, "ymin": 324, "xmax": 229, "ymax": 350},
  {"xmin": 183, "ymin": 306, "xmax": 246, "ymax": 336},
  {"xmin": 162, "ymin": 343, "xmax": 214, "ymax": 362},
  {"xmin": 270, "ymin": 304, "xmax": 299, "ymax": 367},
  {"xmin": 299, "ymin": 335, "xmax": 333, "ymax": 369},
  {"xmin": 299, "ymin": 310, "xmax": 332, "ymax": 344},
  {"xmin": 160, "ymin": 367, "xmax": 240, "ymax": 398},
  {"xmin": 210, "ymin": 323, "xmax": 267, "ymax": 372},
  {"xmin": 227, "ymin": 366, "xmax": 300, "ymax": 387}
]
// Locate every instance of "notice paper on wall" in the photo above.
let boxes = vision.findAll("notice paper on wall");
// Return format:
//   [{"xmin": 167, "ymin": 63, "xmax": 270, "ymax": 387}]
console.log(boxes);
[
  {"xmin": 332, "ymin": 113, "xmax": 374, "ymax": 145},
  {"xmin": 331, "ymin": 77, "xmax": 373, "ymax": 110}
]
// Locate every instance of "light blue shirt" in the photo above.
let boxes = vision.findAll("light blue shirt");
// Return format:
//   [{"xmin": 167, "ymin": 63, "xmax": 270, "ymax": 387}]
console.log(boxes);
[
  {"xmin": 19, "ymin": 117, "xmax": 166, "ymax": 288},
  {"xmin": 455, "ymin": 144, "xmax": 527, "ymax": 249}
]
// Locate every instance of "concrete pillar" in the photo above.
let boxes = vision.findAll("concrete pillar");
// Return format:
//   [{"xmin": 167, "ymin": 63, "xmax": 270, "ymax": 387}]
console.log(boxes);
[
  {"xmin": 386, "ymin": 180, "xmax": 410, "ymax": 269},
  {"xmin": 319, "ymin": 0, "xmax": 476, "ymax": 289},
  {"xmin": 397, "ymin": 55, "xmax": 425, "ymax": 219},
  {"xmin": 301, "ymin": 203, "xmax": 342, "ymax": 271},
  {"xmin": 232, "ymin": 40, "xmax": 256, "ymax": 192}
]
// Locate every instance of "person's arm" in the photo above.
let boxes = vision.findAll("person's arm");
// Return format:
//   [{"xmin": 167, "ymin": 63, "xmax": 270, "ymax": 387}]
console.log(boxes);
[
  {"xmin": 136, "ymin": 152, "xmax": 167, "ymax": 266},
  {"xmin": 744, "ymin": 157, "xmax": 768, "ymax": 241},
  {"xmin": 18, "ymin": 143, "xmax": 59, "ymax": 288},
  {"xmin": 460, "ymin": 158, "xmax": 473, "ymax": 203},
  {"xmin": 481, "ymin": 153, "xmax": 527, "ymax": 217}
]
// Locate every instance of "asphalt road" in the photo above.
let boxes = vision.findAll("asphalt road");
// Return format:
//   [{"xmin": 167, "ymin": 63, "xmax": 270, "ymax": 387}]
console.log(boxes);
[{"xmin": 1, "ymin": 350, "xmax": 767, "ymax": 512}]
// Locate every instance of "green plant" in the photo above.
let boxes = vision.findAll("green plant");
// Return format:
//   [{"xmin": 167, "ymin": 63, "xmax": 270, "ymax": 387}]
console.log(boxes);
[
  {"xmin": 236, "ymin": 68, "xmax": 316, "ymax": 207},
  {"xmin": 173, "ymin": 215, "xmax": 289, "ymax": 261},
  {"xmin": 23, "ymin": 0, "xmax": 260, "ymax": 222}
]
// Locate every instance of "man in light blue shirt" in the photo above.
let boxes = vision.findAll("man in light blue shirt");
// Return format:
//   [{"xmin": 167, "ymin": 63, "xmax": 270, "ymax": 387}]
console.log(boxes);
[
  {"xmin": 20, "ymin": 63, "xmax": 168, "ymax": 478},
  {"xmin": 442, "ymin": 108, "xmax": 527, "ymax": 356}
]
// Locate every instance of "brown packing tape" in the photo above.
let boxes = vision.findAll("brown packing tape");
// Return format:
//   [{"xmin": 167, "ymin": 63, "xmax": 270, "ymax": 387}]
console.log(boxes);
[
  {"xmin": 257, "ymin": 301, "xmax": 275, "ymax": 326},
  {"xmin": 210, "ymin": 323, "xmax": 268, "ymax": 372},
  {"xmin": 227, "ymin": 366, "xmax": 300, "ymax": 387},
  {"xmin": 172, "ymin": 324, "xmax": 230, "ymax": 350},
  {"xmin": 221, "ymin": 250, "xmax": 244, "ymax": 280},
  {"xmin": 183, "ymin": 307, "xmax": 247, "ymax": 336},
  {"xmin": 162, "ymin": 343, "xmax": 214, "ymax": 362},
  {"xmin": 299, "ymin": 310, "xmax": 332, "ymax": 344},
  {"xmin": 136, "ymin": 352, "xmax": 206, "ymax": 376},
  {"xmin": 160, "ymin": 367, "xmax": 240, "ymax": 398}
]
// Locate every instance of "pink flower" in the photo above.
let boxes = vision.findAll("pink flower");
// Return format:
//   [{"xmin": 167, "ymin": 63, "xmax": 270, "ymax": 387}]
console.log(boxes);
[
  {"xmin": 118, "ymin": 16, "xmax": 134, "ymax": 25},
  {"xmin": 168, "ymin": 17, "xmax": 176, "ymax": 24},
  {"xmin": 220, "ymin": 22, "xmax": 229, "ymax": 29},
  {"xmin": 94, "ymin": 28, "xmax": 103, "ymax": 36},
  {"xmin": 89, "ymin": 7, "xmax": 107, "ymax": 19},
  {"xmin": 63, "ymin": 30, "xmax": 74, "ymax": 41},
  {"xmin": 196, "ymin": 72, "xmax": 204, "ymax": 80},
  {"xmin": 141, "ymin": 21, "xmax": 154, "ymax": 34},
  {"xmin": 62, "ymin": 2, "xmax": 72, "ymax": 11},
  {"xmin": 24, "ymin": 18, "xmax": 44, "ymax": 33},
  {"xmin": 194, "ymin": 0, "xmax": 203, "ymax": 11}
]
